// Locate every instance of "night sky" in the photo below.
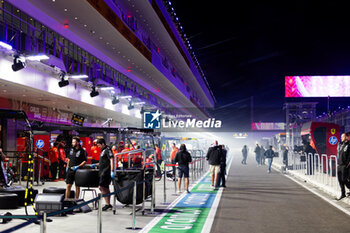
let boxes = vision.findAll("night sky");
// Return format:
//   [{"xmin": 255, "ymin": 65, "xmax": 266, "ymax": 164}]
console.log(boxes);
[{"xmin": 171, "ymin": 1, "xmax": 350, "ymax": 130}]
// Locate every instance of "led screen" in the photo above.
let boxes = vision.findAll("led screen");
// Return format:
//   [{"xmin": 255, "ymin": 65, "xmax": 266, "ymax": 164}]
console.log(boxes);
[
  {"xmin": 285, "ymin": 76, "xmax": 350, "ymax": 97},
  {"xmin": 251, "ymin": 122, "xmax": 285, "ymax": 130}
]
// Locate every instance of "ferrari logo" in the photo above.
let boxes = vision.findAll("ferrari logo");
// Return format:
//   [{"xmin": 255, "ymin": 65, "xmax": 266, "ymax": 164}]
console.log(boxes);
[{"xmin": 331, "ymin": 128, "xmax": 336, "ymax": 135}]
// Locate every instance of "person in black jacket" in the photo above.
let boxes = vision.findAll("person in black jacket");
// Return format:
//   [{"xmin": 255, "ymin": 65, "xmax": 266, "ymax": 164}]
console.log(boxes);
[
  {"xmin": 218, "ymin": 145, "xmax": 227, "ymax": 188},
  {"xmin": 336, "ymin": 133, "xmax": 350, "ymax": 200},
  {"xmin": 65, "ymin": 136, "xmax": 87, "ymax": 199},
  {"xmin": 206, "ymin": 140, "xmax": 222, "ymax": 189},
  {"xmin": 174, "ymin": 144, "xmax": 192, "ymax": 193},
  {"xmin": 264, "ymin": 146, "xmax": 274, "ymax": 173}
]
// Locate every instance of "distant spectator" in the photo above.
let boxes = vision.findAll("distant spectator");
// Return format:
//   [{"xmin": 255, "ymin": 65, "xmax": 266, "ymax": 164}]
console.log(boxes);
[
  {"xmin": 241, "ymin": 145, "xmax": 248, "ymax": 165},
  {"xmin": 254, "ymin": 144, "xmax": 261, "ymax": 166},
  {"xmin": 260, "ymin": 146, "xmax": 266, "ymax": 165}
]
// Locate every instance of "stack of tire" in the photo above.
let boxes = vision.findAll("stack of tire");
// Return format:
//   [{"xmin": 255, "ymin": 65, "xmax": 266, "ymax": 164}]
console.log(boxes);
[{"xmin": 0, "ymin": 186, "xmax": 38, "ymax": 209}]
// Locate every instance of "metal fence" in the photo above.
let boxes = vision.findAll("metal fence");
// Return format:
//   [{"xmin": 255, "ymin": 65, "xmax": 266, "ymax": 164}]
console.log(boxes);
[{"xmin": 275, "ymin": 150, "xmax": 339, "ymax": 194}]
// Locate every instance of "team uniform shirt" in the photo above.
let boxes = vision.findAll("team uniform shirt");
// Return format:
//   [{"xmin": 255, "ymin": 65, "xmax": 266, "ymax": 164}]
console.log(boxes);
[
  {"xmin": 99, "ymin": 147, "xmax": 113, "ymax": 176},
  {"xmin": 67, "ymin": 146, "xmax": 87, "ymax": 168},
  {"xmin": 91, "ymin": 145, "xmax": 101, "ymax": 161},
  {"xmin": 49, "ymin": 146, "xmax": 59, "ymax": 163},
  {"xmin": 121, "ymin": 148, "xmax": 130, "ymax": 162},
  {"xmin": 170, "ymin": 148, "xmax": 179, "ymax": 161},
  {"xmin": 156, "ymin": 147, "xmax": 162, "ymax": 161},
  {"xmin": 58, "ymin": 147, "xmax": 66, "ymax": 161}
]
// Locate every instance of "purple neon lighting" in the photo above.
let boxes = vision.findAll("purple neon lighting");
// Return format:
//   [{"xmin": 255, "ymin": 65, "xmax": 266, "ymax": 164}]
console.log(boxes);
[{"xmin": 285, "ymin": 76, "xmax": 350, "ymax": 97}]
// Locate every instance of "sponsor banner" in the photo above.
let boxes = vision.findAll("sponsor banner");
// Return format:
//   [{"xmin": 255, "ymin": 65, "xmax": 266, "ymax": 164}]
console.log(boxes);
[
  {"xmin": 252, "ymin": 122, "xmax": 285, "ymax": 131},
  {"xmin": 285, "ymin": 76, "xmax": 350, "ymax": 97}
]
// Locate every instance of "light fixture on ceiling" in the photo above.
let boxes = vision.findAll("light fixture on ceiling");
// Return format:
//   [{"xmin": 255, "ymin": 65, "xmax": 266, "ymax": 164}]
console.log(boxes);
[
  {"xmin": 69, "ymin": 74, "xmax": 88, "ymax": 79},
  {"xmin": 90, "ymin": 86, "xmax": 99, "ymax": 97},
  {"xmin": 58, "ymin": 72, "xmax": 69, "ymax": 88},
  {"xmin": 119, "ymin": 95, "xmax": 132, "ymax": 99},
  {"xmin": 0, "ymin": 41, "xmax": 12, "ymax": 50},
  {"xmin": 100, "ymin": 87, "xmax": 114, "ymax": 91},
  {"xmin": 26, "ymin": 54, "xmax": 49, "ymax": 61},
  {"xmin": 11, "ymin": 55, "xmax": 26, "ymax": 72}
]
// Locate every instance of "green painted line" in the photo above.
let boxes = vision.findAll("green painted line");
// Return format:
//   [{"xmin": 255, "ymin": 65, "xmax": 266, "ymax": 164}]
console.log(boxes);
[
  {"xmin": 191, "ymin": 182, "xmax": 218, "ymax": 193},
  {"xmin": 148, "ymin": 208, "xmax": 210, "ymax": 233}
]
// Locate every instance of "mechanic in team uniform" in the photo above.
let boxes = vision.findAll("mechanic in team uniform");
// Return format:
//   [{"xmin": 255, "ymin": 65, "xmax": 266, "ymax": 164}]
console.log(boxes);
[
  {"xmin": 91, "ymin": 138, "xmax": 114, "ymax": 211},
  {"xmin": 65, "ymin": 136, "xmax": 87, "ymax": 199}
]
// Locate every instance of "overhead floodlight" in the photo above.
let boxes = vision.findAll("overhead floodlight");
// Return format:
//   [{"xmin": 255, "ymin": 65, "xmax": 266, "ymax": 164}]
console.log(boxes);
[
  {"xmin": 58, "ymin": 72, "xmax": 69, "ymax": 88},
  {"xmin": 134, "ymin": 102, "xmax": 145, "ymax": 105},
  {"xmin": 26, "ymin": 54, "xmax": 49, "ymax": 61},
  {"xmin": 11, "ymin": 55, "xmax": 26, "ymax": 72},
  {"xmin": 128, "ymin": 104, "xmax": 134, "ymax": 110},
  {"xmin": 69, "ymin": 74, "xmax": 88, "ymax": 79},
  {"xmin": 140, "ymin": 107, "xmax": 145, "ymax": 114},
  {"xmin": 90, "ymin": 86, "xmax": 99, "ymax": 97},
  {"xmin": 119, "ymin": 95, "xmax": 132, "ymax": 99},
  {"xmin": 112, "ymin": 96, "xmax": 119, "ymax": 105},
  {"xmin": 0, "ymin": 41, "xmax": 12, "ymax": 50}
]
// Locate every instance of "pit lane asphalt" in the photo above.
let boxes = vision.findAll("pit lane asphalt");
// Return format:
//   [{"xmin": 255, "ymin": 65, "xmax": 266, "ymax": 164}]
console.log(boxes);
[{"xmin": 210, "ymin": 156, "xmax": 350, "ymax": 233}]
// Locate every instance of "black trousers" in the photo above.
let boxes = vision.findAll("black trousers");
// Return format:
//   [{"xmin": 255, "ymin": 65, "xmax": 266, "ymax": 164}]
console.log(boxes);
[
  {"xmin": 337, "ymin": 165, "xmax": 350, "ymax": 196},
  {"xmin": 58, "ymin": 160, "xmax": 66, "ymax": 179},
  {"xmin": 50, "ymin": 162, "xmax": 58, "ymax": 180},
  {"xmin": 218, "ymin": 165, "xmax": 226, "ymax": 186}
]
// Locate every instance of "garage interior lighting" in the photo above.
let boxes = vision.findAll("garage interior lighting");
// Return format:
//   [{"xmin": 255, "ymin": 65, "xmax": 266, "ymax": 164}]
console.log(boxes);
[
  {"xmin": 69, "ymin": 74, "xmax": 89, "ymax": 79},
  {"xmin": 119, "ymin": 95, "xmax": 132, "ymax": 99},
  {"xmin": 0, "ymin": 41, "xmax": 12, "ymax": 50},
  {"xmin": 26, "ymin": 54, "xmax": 49, "ymax": 61},
  {"xmin": 100, "ymin": 87, "xmax": 114, "ymax": 90}
]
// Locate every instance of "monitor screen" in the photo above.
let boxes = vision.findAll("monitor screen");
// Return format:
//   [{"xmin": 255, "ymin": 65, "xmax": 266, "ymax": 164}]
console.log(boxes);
[{"xmin": 285, "ymin": 76, "xmax": 350, "ymax": 97}]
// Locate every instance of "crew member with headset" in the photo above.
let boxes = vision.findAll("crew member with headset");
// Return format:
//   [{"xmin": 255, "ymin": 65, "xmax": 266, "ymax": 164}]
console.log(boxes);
[
  {"xmin": 90, "ymin": 138, "xmax": 114, "ymax": 211},
  {"xmin": 65, "ymin": 136, "xmax": 87, "ymax": 199}
]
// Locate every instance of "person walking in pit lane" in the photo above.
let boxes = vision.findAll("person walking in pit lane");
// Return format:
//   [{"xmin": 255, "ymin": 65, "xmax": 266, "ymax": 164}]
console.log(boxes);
[
  {"xmin": 174, "ymin": 144, "xmax": 192, "ymax": 193},
  {"xmin": 254, "ymin": 144, "xmax": 261, "ymax": 166},
  {"xmin": 90, "ymin": 138, "xmax": 114, "ymax": 210},
  {"xmin": 264, "ymin": 146, "xmax": 275, "ymax": 173},
  {"xmin": 218, "ymin": 145, "xmax": 227, "ymax": 188},
  {"xmin": 241, "ymin": 145, "xmax": 248, "ymax": 165},
  {"xmin": 65, "ymin": 136, "xmax": 87, "ymax": 199},
  {"xmin": 206, "ymin": 140, "xmax": 223, "ymax": 189}
]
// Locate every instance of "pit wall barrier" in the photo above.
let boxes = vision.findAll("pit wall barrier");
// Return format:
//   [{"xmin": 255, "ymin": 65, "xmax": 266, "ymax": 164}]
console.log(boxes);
[
  {"xmin": 272, "ymin": 150, "xmax": 342, "ymax": 199},
  {"xmin": 0, "ymin": 149, "xmax": 210, "ymax": 233}
]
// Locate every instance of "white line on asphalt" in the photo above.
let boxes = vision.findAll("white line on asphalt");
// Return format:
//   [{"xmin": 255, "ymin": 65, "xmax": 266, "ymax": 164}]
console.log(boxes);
[
  {"xmin": 278, "ymin": 168, "xmax": 350, "ymax": 217},
  {"xmin": 201, "ymin": 155, "xmax": 234, "ymax": 233}
]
